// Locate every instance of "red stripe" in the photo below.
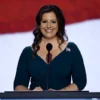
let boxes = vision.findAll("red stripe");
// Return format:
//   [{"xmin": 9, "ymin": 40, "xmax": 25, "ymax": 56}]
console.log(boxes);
[{"xmin": 0, "ymin": 0, "xmax": 100, "ymax": 33}]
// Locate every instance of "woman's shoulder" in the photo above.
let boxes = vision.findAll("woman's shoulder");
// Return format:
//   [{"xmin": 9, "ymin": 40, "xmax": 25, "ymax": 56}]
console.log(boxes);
[
  {"xmin": 21, "ymin": 46, "xmax": 34, "ymax": 54},
  {"xmin": 22, "ymin": 46, "xmax": 31, "ymax": 51},
  {"xmin": 67, "ymin": 41, "xmax": 80, "ymax": 52},
  {"xmin": 67, "ymin": 41, "xmax": 77, "ymax": 46}
]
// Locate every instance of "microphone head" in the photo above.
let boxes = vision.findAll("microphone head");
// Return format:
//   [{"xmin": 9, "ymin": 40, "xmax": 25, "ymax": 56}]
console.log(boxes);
[{"xmin": 46, "ymin": 43, "xmax": 53, "ymax": 52}]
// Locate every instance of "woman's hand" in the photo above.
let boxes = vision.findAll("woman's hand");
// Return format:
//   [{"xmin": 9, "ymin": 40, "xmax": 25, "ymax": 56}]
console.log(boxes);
[
  {"xmin": 48, "ymin": 88, "xmax": 66, "ymax": 91},
  {"xmin": 32, "ymin": 86, "xmax": 43, "ymax": 91},
  {"xmin": 48, "ymin": 88, "xmax": 56, "ymax": 91}
]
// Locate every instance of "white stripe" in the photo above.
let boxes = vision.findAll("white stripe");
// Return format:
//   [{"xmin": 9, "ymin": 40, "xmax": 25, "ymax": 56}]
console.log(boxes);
[{"xmin": 0, "ymin": 19, "xmax": 100, "ymax": 92}]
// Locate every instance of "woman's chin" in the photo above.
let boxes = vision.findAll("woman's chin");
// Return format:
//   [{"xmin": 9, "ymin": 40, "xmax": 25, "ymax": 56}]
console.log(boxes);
[{"xmin": 43, "ymin": 35, "xmax": 57, "ymax": 40}]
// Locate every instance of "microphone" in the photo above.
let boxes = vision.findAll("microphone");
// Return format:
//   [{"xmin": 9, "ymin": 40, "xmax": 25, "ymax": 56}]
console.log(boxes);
[
  {"xmin": 46, "ymin": 43, "xmax": 53, "ymax": 91},
  {"xmin": 46, "ymin": 43, "xmax": 53, "ymax": 52},
  {"xmin": 46, "ymin": 43, "xmax": 53, "ymax": 64}
]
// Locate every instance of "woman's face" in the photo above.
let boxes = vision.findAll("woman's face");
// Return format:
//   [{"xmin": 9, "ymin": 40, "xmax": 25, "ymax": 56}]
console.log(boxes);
[{"xmin": 40, "ymin": 11, "xmax": 58, "ymax": 39}]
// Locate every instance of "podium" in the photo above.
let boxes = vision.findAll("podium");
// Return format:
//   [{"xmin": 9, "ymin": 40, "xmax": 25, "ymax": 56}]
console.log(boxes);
[{"xmin": 0, "ymin": 91, "xmax": 100, "ymax": 100}]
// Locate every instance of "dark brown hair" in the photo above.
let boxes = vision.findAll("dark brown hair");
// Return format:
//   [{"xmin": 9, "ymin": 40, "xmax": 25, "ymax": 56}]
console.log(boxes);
[{"xmin": 32, "ymin": 5, "xmax": 68, "ymax": 53}]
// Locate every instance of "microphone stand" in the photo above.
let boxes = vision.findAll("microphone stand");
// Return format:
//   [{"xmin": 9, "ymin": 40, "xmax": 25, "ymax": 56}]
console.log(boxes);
[{"xmin": 46, "ymin": 52, "xmax": 52, "ymax": 91}]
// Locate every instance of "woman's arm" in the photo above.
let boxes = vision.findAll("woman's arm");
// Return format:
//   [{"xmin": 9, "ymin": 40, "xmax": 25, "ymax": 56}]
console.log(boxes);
[
  {"xmin": 48, "ymin": 83, "xmax": 78, "ymax": 91},
  {"xmin": 60, "ymin": 83, "xmax": 78, "ymax": 91},
  {"xmin": 15, "ymin": 85, "xmax": 31, "ymax": 91},
  {"xmin": 15, "ymin": 85, "xmax": 43, "ymax": 91},
  {"xmin": 14, "ymin": 47, "xmax": 30, "ymax": 91},
  {"xmin": 70, "ymin": 42, "xmax": 87, "ymax": 90}
]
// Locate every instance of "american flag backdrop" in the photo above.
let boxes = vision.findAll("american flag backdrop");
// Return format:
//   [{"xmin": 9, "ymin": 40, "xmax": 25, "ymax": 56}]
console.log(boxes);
[{"xmin": 0, "ymin": 0, "xmax": 100, "ymax": 92}]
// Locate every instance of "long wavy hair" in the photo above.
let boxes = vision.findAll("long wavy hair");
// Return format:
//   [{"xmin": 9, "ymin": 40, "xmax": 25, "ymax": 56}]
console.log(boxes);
[{"xmin": 32, "ymin": 5, "xmax": 68, "ymax": 54}]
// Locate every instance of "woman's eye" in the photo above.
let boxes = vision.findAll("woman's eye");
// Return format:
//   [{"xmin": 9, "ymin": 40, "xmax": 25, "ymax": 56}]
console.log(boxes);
[
  {"xmin": 42, "ymin": 21, "xmax": 47, "ymax": 23},
  {"xmin": 52, "ymin": 21, "xmax": 56, "ymax": 23}
]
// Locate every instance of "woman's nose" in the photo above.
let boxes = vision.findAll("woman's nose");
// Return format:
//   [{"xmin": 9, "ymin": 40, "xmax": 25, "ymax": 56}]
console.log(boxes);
[{"xmin": 46, "ymin": 22, "xmax": 51, "ymax": 28}]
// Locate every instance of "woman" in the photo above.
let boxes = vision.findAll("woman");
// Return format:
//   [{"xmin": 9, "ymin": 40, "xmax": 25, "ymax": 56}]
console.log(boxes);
[{"xmin": 14, "ymin": 5, "xmax": 87, "ymax": 91}]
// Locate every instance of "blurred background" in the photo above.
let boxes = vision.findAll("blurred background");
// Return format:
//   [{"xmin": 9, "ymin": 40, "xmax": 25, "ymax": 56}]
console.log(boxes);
[{"xmin": 0, "ymin": 0, "xmax": 100, "ymax": 92}]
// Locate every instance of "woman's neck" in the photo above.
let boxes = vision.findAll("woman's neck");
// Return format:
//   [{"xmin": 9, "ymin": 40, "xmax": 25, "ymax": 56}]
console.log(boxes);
[{"xmin": 42, "ymin": 36, "xmax": 59, "ymax": 45}]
